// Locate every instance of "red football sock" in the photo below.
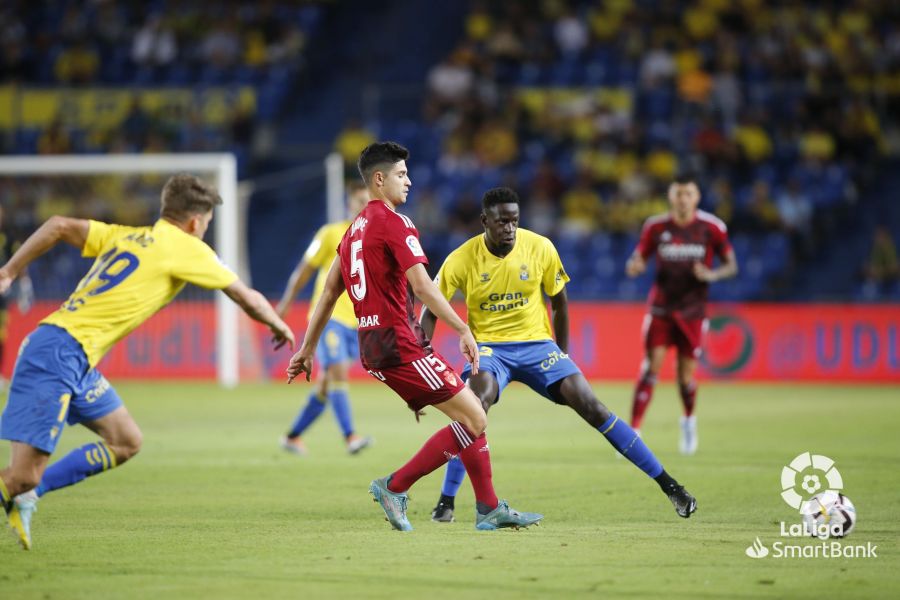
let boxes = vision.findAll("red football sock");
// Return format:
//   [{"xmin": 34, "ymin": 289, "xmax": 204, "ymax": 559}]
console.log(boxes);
[
  {"xmin": 388, "ymin": 422, "xmax": 474, "ymax": 493},
  {"xmin": 458, "ymin": 432, "xmax": 498, "ymax": 510},
  {"xmin": 679, "ymin": 381, "xmax": 697, "ymax": 417},
  {"xmin": 630, "ymin": 373, "xmax": 656, "ymax": 430}
]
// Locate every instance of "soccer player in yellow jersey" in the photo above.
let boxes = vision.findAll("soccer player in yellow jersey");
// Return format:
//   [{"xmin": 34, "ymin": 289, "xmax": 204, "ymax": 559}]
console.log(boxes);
[
  {"xmin": 0, "ymin": 174, "xmax": 295, "ymax": 550},
  {"xmin": 275, "ymin": 181, "xmax": 372, "ymax": 456},
  {"xmin": 421, "ymin": 188, "xmax": 697, "ymax": 522}
]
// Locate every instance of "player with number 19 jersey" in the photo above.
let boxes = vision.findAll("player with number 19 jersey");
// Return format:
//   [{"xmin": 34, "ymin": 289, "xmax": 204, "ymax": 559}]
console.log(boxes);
[
  {"xmin": 4, "ymin": 218, "xmax": 237, "ymax": 455},
  {"xmin": 337, "ymin": 200, "xmax": 464, "ymax": 410},
  {"xmin": 42, "ymin": 219, "xmax": 237, "ymax": 367}
]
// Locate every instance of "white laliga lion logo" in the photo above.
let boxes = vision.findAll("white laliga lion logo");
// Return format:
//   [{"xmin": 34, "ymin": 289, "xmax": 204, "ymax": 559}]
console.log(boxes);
[
  {"xmin": 745, "ymin": 537, "xmax": 769, "ymax": 559},
  {"xmin": 780, "ymin": 452, "xmax": 843, "ymax": 510},
  {"xmin": 406, "ymin": 235, "xmax": 424, "ymax": 257}
]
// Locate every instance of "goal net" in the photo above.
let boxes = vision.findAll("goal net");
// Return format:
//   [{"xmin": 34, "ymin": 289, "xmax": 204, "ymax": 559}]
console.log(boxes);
[{"xmin": 0, "ymin": 154, "xmax": 249, "ymax": 387}]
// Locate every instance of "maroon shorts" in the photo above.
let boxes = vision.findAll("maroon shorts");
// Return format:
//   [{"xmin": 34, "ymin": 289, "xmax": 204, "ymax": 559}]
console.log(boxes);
[
  {"xmin": 365, "ymin": 351, "xmax": 466, "ymax": 412},
  {"xmin": 643, "ymin": 313, "xmax": 708, "ymax": 358}
]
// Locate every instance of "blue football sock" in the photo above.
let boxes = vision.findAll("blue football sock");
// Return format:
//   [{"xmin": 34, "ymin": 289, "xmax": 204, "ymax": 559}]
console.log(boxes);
[
  {"xmin": 328, "ymin": 388, "xmax": 354, "ymax": 438},
  {"xmin": 440, "ymin": 456, "xmax": 468, "ymax": 498},
  {"xmin": 36, "ymin": 441, "xmax": 118, "ymax": 497},
  {"xmin": 288, "ymin": 392, "xmax": 327, "ymax": 438},
  {"xmin": 599, "ymin": 414, "xmax": 663, "ymax": 478}
]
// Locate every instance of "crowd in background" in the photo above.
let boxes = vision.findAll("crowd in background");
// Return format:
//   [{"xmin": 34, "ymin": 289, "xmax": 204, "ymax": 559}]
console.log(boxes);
[
  {"xmin": 1, "ymin": 0, "xmax": 899, "ymax": 301},
  {"xmin": 343, "ymin": 0, "xmax": 898, "ymax": 299}
]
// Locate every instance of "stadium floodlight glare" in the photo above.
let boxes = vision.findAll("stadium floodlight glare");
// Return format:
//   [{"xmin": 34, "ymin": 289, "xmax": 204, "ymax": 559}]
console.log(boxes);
[{"xmin": 0, "ymin": 153, "xmax": 241, "ymax": 388}]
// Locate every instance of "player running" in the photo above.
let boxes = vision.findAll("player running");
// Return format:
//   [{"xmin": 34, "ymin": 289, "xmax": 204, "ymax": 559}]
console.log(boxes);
[
  {"xmin": 422, "ymin": 187, "xmax": 697, "ymax": 523},
  {"xmin": 275, "ymin": 181, "xmax": 372, "ymax": 456},
  {"xmin": 626, "ymin": 174, "xmax": 738, "ymax": 455},
  {"xmin": 287, "ymin": 142, "xmax": 542, "ymax": 531},
  {"xmin": 0, "ymin": 174, "xmax": 295, "ymax": 550}
]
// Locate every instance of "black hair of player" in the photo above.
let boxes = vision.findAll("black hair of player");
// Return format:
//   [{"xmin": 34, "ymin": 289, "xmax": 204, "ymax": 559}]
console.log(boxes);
[
  {"xmin": 481, "ymin": 187, "xmax": 520, "ymax": 213},
  {"xmin": 673, "ymin": 173, "xmax": 698, "ymax": 186},
  {"xmin": 357, "ymin": 142, "xmax": 409, "ymax": 184}
]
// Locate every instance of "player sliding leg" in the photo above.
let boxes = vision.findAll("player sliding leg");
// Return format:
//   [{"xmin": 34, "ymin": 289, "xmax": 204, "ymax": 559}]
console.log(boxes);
[
  {"xmin": 371, "ymin": 385, "xmax": 541, "ymax": 531},
  {"xmin": 2, "ymin": 403, "xmax": 138, "ymax": 549}
]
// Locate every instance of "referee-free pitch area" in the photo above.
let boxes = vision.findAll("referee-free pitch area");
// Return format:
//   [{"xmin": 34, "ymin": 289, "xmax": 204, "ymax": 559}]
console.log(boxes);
[{"xmin": 1, "ymin": 381, "xmax": 897, "ymax": 599}]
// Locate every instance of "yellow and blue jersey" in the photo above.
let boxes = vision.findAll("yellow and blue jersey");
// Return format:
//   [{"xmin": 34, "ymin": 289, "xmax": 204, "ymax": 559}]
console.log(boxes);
[
  {"xmin": 435, "ymin": 228, "xmax": 569, "ymax": 343},
  {"xmin": 41, "ymin": 219, "xmax": 238, "ymax": 367},
  {"xmin": 304, "ymin": 221, "xmax": 357, "ymax": 329}
]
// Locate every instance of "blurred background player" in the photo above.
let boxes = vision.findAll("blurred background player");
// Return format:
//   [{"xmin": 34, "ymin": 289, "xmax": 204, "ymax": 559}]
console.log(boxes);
[
  {"xmin": 0, "ymin": 205, "xmax": 33, "ymax": 391},
  {"xmin": 626, "ymin": 175, "xmax": 738, "ymax": 455},
  {"xmin": 423, "ymin": 187, "xmax": 697, "ymax": 522},
  {"xmin": 0, "ymin": 174, "xmax": 295, "ymax": 550},
  {"xmin": 287, "ymin": 142, "xmax": 542, "ymax": 531},
  {"xmin": 275, "ymin": 181, "xmax": 373, "ymax": 456}
]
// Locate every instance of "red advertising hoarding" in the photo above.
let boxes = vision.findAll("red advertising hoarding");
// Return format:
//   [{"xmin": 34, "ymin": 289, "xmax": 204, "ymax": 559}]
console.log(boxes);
[{"xmin": 3, "ymin": 301, "xmax": 898, "ymax": 382}]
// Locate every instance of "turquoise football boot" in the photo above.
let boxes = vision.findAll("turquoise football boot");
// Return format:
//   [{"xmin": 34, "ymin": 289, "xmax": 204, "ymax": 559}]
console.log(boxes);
[
  {"xmin": 475, "ymin": 500, "xmax": 542, "ymax": 531},
  {"xmin": 369, "ymin": 477, "xmax": 413, "ymax": 531}
]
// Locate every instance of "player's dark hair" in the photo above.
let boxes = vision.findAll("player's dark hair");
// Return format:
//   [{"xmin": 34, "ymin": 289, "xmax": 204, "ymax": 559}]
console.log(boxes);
[
  {"xmin": 160, "ymin": 173, "xmax": 223, "ymax": 221},
  {"xmin": 673, "ymin": 173, "xmax": 698, "ymax": 186},
  {"xmin": 482, "ymin": 187, "xmax": 520, "ymax": 212},
  {"xmin": 357, "ymin": 141, "xmax": 409, "ymax": 184}
]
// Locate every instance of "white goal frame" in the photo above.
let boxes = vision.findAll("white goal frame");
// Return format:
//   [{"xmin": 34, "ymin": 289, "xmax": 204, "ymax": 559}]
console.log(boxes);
[{"xmin": 0, "ymin": 153, "xmax": 240, "ymax": 388}]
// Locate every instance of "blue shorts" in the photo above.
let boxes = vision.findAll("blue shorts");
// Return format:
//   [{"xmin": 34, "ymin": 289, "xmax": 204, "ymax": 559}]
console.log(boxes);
[
  {"xmin": 315, "ymin": 320, "xmax": 358, "ymax": 369},
  {"xmin": 461, "ymin": 340, "xmax": 582, "ymax": 403},
  {"xmin": 0, "ymin": 324, "xmax": 123, "ymax": 454}
]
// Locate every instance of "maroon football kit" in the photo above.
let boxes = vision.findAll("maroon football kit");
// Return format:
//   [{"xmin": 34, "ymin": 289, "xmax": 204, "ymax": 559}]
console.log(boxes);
[
  {"xmin": 635, "ymin": 210, "xmax": 732, "ymax": 358},
  {"xmin": 337, "ymin": 200, "xmax": 464, "ymax": 410}
]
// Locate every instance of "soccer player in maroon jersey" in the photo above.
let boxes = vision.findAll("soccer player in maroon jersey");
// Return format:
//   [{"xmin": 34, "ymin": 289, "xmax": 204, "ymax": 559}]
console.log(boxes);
[
  {"xmin": 286, "ymin": 142, "xmax": 542, "ymax": 531},
  {"xmin": 626, "ymin": 174, "xmax": 738, "ymax": 455}
]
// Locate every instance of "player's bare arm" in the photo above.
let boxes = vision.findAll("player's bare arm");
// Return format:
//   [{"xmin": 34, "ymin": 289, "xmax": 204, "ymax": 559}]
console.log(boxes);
[
  {"xmin": 625, "ymin": 250, "xmax": 646, "ymax": 278},
  {"xmin": 420, "ymin": 305, "xmax": 438, "ymax": 340},
  {"xmin": 275, "ymin": 258, "xmax": 316, "ymax": 319},
  {"xmin": 0, "ymin": 216, "xmax": 89, "ymax": 294},
  {"xmin": 223, "ymin": 280, "xmax": 295, "ymax": 350},
  {"xmin": 406, "ymin": 263, "xmax": 479, "ymax": 374},
  {"xmin": 549, "ymin": 288, "xmax": 570, "ymax": 354},
  {"xmin": 692, "ymin": 248, "xmax": 739, "ymax": 282},
  {"xmin": 287, "ymin": 256, "xmax": 345, "ymax": 383}
]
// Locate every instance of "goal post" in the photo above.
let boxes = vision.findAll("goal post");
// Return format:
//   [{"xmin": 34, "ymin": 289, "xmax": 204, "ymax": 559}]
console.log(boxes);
[{"xmin": 0, "ymin": 153, "xmax": 241, "ymax": 388}]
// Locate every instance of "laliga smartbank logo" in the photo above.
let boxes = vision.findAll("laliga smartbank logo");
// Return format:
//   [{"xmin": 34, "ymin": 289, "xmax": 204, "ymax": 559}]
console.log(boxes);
[{"xmin": 744, "ymin": 452, "xmax": 877, "ymax": 560}]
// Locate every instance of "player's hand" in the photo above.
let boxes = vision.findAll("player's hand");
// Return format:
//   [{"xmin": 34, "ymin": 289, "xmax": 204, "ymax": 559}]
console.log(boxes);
[
  {"xmin": 286, "ymin": 345, "xmax": 314, "ymax": 383},
  {"xmin": 0, "ymin": 267, "xmax": 14, "ymax": 295},
  {"xmin": 626, "ymin": 255, "xmax": 646, "ymax": 277},
  {"xmin": 270, "ymin": 323, "xmax": 296, "ymax": 351},
  {"xmin": 459, "ymin": 327, "xmax": 479, "ymax": 375},
  {"xmin": 692, "ymin": 262, "xmax": 716, "ymax": 282}
]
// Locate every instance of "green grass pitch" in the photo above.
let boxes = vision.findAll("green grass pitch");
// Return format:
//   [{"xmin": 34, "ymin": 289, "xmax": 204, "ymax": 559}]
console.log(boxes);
[{"xmin": 1, "ymin": 380, "xmax": 898, "ymax": 598}]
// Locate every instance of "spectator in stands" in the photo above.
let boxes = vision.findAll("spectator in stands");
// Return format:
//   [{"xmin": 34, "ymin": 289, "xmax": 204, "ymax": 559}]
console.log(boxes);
[
  {"xmin": 738, "ymin": 180, "xmax": 781, "ymax": 234},
  {"xmin": 472, "ymin": 119, "xmax": 518, "ymax": 167},
  {"xmin": 132, "ymin": 15, "xmax": 177, "ymax": 68},
  {"xmin": 559, "ymin": 172, "xmax": 602, "ymax": 237},
  {"xmin": 427, "ymin": 49, "xmax": 475, "ymax": 110},
  {"xmin": 121, "ymin": 98, "xmax": 152, "ymax": 150},
  {"xmin": 37, "ymin": 120, "xmax": 72, "ymax": 155},
  {"xmin": 554, "ymin": 7, "xmax": 589, "ymax": 58},
  {"xmin": 54, "ymin": 39, "xmax": 99, "ymax": 85},
  {"xmin": 862, "ymin": 226, "xmax": 900, "ymax": 286},
  {"xmin": 334, "ymin": 119, "xmax": 376, "ymax": 167},
  {"xmin": 776, "ymin": 179, "xmax": 814, "ymax": 259},
  {"xmin": 201, "ymin": 18, "xmax": 241, "ymax": 69}
]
